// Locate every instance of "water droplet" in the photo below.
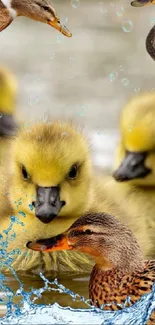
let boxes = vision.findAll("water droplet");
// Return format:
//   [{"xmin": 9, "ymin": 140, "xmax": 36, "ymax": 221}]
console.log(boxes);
[
  {"xmin": 121, "ymin": 78, "xmax": 130, "ymax": 86},
  {"xmin": 69, "ymin": 56, "xmax": 76, "ymax": 61},
  {"xmin": 122, "ymin": 19, "xmax": 133, "ymax": 32},
  {"xmin": 62, "ymin": 17, "xmax": 68, "ymax": 25},
  {"xmin": 108, "ymin": 72, "xmax": 118, "ymax": 81},
  {"xmin": 56, "ymin": 35, "xmax": 64, "ymax": 44},
  {"xmin": 29, "ymin": 204, "xmax": 34, "ymax": 211},
  {"xmin": 50, "ymin": 53, "xmax": 55, "ymax": 60},
  {"xmin": 119, "ymin": 65, "xmax": 124, "ymax": 72},
  {"xmin": 134, "ymin": 87, "xmax": 140, "ymax": 93},
  {"xmin": 78, "ymin": 105, "xmax": 87, "ymax": 116},
  {"xmin": 18, "ymin": 212, "xmax": 26, "ymax": 218},
  {"xmin": 116, "ymin": 7, "xmax": 124, "ymax": 17},
  {"xmin": 99, "ymin": 2, "xmax": 107, "ymax": 13},
  {"xmin": 28, "ymin": 96, "xmax": 39, "ymax": 107},
  {"xmin": 71, "ymin": 0, "xmax": 80, "ymax": 8},
  {"xmin": 150, "ymin": 18, "xmax": 155, "ymax": 26}
]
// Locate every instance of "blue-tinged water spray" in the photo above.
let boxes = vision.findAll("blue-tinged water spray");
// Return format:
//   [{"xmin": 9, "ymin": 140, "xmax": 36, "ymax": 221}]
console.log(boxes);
[{"xmin": 0, "ymin": 216, "xmax": 155, "ymax": 325}]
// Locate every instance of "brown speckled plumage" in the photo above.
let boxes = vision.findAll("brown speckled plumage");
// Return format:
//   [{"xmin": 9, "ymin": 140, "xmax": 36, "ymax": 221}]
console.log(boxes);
[{"xmin": 89, "ymin": 260, "xmax": 155, "ymax": 310}]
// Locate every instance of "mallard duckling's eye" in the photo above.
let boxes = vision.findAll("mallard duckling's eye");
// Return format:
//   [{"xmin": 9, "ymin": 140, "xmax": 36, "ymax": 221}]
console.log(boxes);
[
  {"xmin": 21, "ymin": 166, "xmax": 30, "ymax": 181},
  {"xmin": 42, "ymin": 5, "xmax": 50, "ymax": 11},
  {"xmin": 68, "ymin": 165, "xmax": 78, "ymax": 180},
  {"xmin": 84, "ymin": 229, "xmax": 93, "ymax": 235}
]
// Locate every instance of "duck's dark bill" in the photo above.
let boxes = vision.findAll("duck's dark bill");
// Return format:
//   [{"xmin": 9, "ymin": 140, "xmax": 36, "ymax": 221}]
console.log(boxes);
[
  {"xmin": 48, "ymin": 19, "xmax": 72, "ymax": 37},
  {"xmin": 26, "ymin": 234, "xmax": 72, "ymax": 252},
  {"xmin": 131, "ymin": 0, "xmax": 152, "ymax": 6}
]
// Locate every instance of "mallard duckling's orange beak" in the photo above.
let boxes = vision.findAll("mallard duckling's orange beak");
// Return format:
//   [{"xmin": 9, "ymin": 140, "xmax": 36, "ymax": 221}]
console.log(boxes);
[
  {"xmin": 26, "ymin": 233, "xmax": 72, "ymax": 252},
  {"xmin": 48, "ymin": 17, "xmax": 72, "ymax": 37},
  {"xmin": 131, "ymin": 0, "xmax": 154, "ymax": 6}
]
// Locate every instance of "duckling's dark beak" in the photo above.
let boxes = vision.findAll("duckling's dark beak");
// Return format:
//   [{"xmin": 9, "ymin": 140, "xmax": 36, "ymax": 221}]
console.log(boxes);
[
  {"xmin": 48, "ymin": 17, "xmax": 72, "ymax": 37},
  {"xmin": 26, "ymin": 233, "xmax": 72, "ymax": 252},
  {"xmin": 113, "ymin": 151, "xmax": 151, "ymax": 182},
  {"xmin": 35, "ymin": 186, "xmax": 65, "ymax": 224},
  {"xmin": 131, "ymin": 0, "xmax": 153, "ymax": 6},
  {"xmin": 0, "ymin": 113, "xmax": 18, "ymax": 136}
]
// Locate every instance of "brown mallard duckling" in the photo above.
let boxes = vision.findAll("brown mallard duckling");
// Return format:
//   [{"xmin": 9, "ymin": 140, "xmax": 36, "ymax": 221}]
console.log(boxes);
[
  {"xmin": 27, "ymin": 212, "xmax": 155, "ymax": 323},
  {"xmin": 0, "ymin": 0, "xmax": 72, "ymax": 37},
  {"xmin": 131, "ymin": 0, "xmax": 155, "ymax": 61}
]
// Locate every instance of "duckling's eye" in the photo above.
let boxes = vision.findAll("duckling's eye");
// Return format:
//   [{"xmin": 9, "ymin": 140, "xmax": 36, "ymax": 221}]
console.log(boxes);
[
  {"xmin": 68, "ymin": 165, "xmax": 78, "ymax": 180},
  {"xmin": 84, "ymin": 229, "xmax": 92, "ymax": 235},
  {"xmin": 21, "ymin": 166, "xmax": 30, "ymax": 181}
]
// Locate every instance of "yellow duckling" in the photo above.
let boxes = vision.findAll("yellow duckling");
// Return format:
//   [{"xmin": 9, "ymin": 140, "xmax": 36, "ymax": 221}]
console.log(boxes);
[
  {"xmin": 0, "ymin": 0, "xmax": 72, "ymax": 37},
  {"xmin": 0, "ymin": 121, "xmax": 123, "ymax": 274},
  {"xmin": 27, "ymin": 212, "xmax": 155, "ymax": 323},
  {"xmin": 103, "ymin": 92, "xmax": 155, "ymax": 258},
  {"xmin": 0, "ymin": 65, "xmax": 18, "ymax": 162}
]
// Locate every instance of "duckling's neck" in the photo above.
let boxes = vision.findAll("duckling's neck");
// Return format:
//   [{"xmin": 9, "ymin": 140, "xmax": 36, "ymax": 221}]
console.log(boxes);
[{"xmin": 1, "ymin": 0, "xmax": 17, "ymax": 18}]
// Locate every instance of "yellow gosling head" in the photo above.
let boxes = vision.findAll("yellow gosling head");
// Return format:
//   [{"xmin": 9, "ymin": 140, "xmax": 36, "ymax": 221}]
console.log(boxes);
[
  {"xmin": 113, "ymin": 92, "xmax": 155, "ymax": 186},
  {"xmin": 9, "ymin": 121, "xmax": 93, "ymax": 224}
]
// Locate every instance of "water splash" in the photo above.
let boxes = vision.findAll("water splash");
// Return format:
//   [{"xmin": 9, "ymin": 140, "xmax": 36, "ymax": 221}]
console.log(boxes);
[
  {"xmin": 1, "ymin": 216, "xmax": 155, "ymax": 324},
  {"xmin": 1, "ymin": 280, "xmax": 155, "ymax": 325}
]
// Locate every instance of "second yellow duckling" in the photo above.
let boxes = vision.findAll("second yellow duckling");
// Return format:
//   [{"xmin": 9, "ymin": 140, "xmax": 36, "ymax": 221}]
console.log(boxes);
[
  {"xmin": 0, "ymin": 65, "xmax": 18, "ymax": 162},
  {"xmin": 103, "ymin": 92, "xmax": 155, "ymax": 258},
  {"xmin": 27, "ymin": 212, "xmax": 155, "ymax": 323},
  {"xmin": 0, "ymin": 0, "xmax": 72, "ymax": 37}
]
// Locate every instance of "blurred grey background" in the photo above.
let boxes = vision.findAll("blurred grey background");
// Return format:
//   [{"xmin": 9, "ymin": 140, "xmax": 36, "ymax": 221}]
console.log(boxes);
[{"xmin": 0, "ymin": 0, "xmax": 155, "ymax": 169}]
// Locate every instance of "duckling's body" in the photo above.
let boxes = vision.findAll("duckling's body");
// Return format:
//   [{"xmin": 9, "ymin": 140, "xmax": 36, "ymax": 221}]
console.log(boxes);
[
  {"xmin": 0, "ymin": 0, "xmax": 72, "ymax": 37},
  {"xmin": 0, "ymin": 121, "xmax": 124, "ymax": 274},
  {"xmin": 27, "ymin": 212, "xmax": 155, "ymax": 324},
  {"xmin": 0, "ymin": 66, "xmax": 18, "ymax": 163}
]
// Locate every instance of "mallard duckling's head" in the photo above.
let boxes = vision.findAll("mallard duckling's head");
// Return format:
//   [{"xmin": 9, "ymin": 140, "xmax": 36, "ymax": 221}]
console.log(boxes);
[
  {"xmin": 2, "ymin": 0, "xmax": 72, "ymax": 37},
  {"xmin": 0, "ymin": 66, "xmax": 18, "ymax": 136},
  {"xmin": 131, "ymin": 0, "xmax": 154, "ymax": 7},
  {"xmin": 10, "ymin": 122, "xmax": 93, "ymax": 224},
  {"xmin": 27, "ymin": 212, "xmax": 144, "ymax": 272},
  {"xmin": 113, "ymin": 93, "xmax": 155, "ymax": 186}
]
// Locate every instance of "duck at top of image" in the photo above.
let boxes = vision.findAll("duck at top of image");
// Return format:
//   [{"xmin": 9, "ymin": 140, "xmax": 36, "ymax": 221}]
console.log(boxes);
[
  {"xmin": 27, "ymin": 212, "xmax": 155, "ymax": 324},
  {"xmin": 130, "ymin": 0, "xmax": 155, "ymax": 60},
  {"xmin": 102, "ymin": 92, "xmax": 155, "ymax": 259},
  {"xmin": 0, "ymin": 0, "xmax": 72, "ymax": 37}
]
